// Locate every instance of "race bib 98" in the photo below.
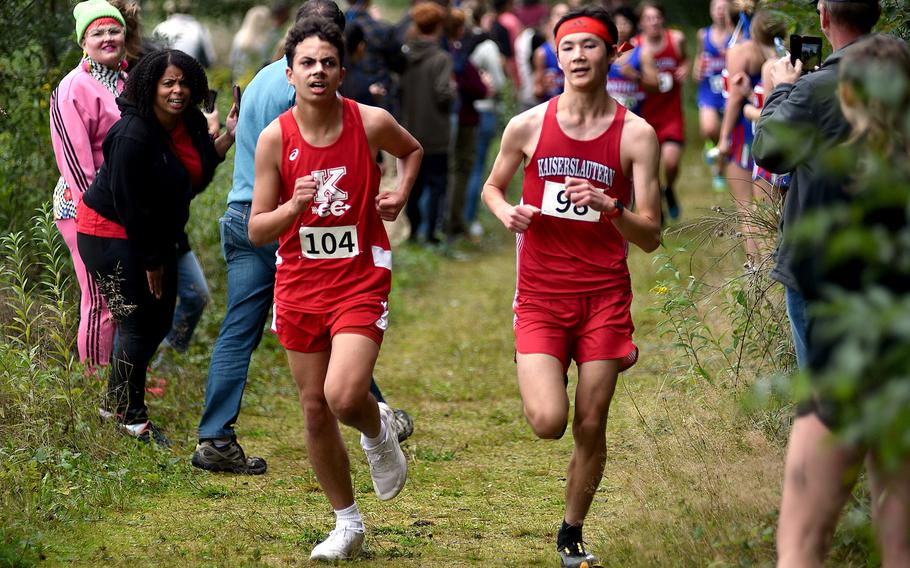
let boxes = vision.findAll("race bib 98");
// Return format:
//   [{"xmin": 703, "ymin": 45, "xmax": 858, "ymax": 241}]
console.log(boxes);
[
  {"xmin": 540, "ymin": 181, "xmax": 601, "ymax": 223},
  {"xmin": 299, "ymin": 225, "xmax": 359, "ymax": 259}
]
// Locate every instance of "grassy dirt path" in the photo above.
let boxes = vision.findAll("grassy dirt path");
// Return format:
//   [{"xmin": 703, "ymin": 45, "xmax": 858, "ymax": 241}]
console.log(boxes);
[{"xmin": 41, "ymin": 211, "xmax": 785, "ymax": 566}]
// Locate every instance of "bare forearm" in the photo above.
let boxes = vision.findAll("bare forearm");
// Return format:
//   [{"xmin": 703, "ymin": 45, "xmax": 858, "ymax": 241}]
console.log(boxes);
[
  {"xmin": 612, "ymin": 210, "xmax": 661, "ymax": 252},
  {"xmin": 482, "ymin": 183, "xmax": 511, "ymax": 219},
  {"xmin": 214, "ymin": 132, "xmax": 235, "ymax": 159},
  {"xmin": 248, "ymin": 202, "xmax": 298, "ymax": 246},
  {"xmin": 395, "ymin": 146, "xmax": 423, "ymax": 201}
]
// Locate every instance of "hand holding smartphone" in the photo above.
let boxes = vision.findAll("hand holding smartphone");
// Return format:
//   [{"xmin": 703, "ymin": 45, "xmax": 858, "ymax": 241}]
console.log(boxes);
[{"xmin": 790, "ymin": 34, "xmax": 823, "ymax": 73}]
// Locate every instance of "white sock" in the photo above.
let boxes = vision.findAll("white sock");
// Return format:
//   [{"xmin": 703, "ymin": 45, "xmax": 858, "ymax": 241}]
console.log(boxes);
[
  {"xmin": 360, "ymin": 419, "xmax": 388, "ymax": 449},
  {"xmin": 334, "ymin": 502, "xmax": 364, "ymax": 532}
]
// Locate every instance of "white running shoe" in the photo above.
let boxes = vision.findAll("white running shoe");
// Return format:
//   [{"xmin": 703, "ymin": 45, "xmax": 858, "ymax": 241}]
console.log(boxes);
[
  {"xmin": 309, "ymin": 527, "xmax": 365, "ymax": 561},
  {"xmin": 362, "ymin": 408, "xmax": 408, "ymax": 500}
]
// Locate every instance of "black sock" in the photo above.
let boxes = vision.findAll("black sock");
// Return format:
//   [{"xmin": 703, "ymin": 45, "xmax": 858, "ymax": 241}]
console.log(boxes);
[
  {"xmin": 557, "ymin": 520, "xmax": 583, "ymax": 550},
  {"xmin": 664, "ymin": 185, "xmax": 678, "ymax": 210}
]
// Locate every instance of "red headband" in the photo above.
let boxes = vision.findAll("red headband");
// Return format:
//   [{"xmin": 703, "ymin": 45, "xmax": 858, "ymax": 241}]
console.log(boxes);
[{"xmin": 555, "ymin": 16, "xmax": 614, "ymax": 48}]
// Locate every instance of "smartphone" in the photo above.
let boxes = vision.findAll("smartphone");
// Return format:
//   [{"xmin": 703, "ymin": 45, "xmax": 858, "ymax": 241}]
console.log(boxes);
[
  {"xmin": 204, "ymin": 89, "xmax": 217, "ymax": 113},
  {"xmin": 790, "ymin": 34, "xmax": 823, "ymax": 72},
  {"xmin": 232, "ymin": 84, "xmax": 242, "ymax": 109}
]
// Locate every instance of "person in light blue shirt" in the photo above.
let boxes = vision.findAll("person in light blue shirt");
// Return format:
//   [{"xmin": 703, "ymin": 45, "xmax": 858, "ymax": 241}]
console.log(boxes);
[{"xmin": 192, "ymin": 0, "xmax": 413, "ymax": 475}]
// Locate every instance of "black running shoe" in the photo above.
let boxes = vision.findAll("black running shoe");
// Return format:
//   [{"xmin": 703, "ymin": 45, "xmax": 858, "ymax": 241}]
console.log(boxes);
[
  {"xmin": 557, "ymin": 523, "xmax": 603, "ymax": 568},
  {"xmin": 191, "ymin": 439, "xmax": 267, "ymax": 475},
  {"xmin": 121, "ymin": 421, "xmax": 171, "ymax": 448},
  {"xmin": 557, "ymin": 540, "xmax": 603, "ymax": 568}
]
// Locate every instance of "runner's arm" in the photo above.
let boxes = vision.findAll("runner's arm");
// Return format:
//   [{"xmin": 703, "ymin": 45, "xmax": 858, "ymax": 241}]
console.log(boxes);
[
  {"xmin": 673, "ymin": 30, "xmax": 689, "ymax": 82},
  {"xmin": 248, "ymin": 121, "xmax": 315, "ymax": 246},
  {"xmin": 482, "ymin": 115, "xmax": 540, "ymax": 233},
  {"xmin": 618, "ymin": 119, "xmax": 662, "ymax": 252},
  {"xmin": 692, "ymin": 28, "xmax": 706, "ymax": 82},
  {"xmin": 364, "ymin": 105, "xmax": 424, "ymax": 221},
  {"xmin": 716, "ymin": 43, "xmax": 750, "ymax": 157},
  {"xmin": 638, "ymin": 48, "xmax": 659, "ymax": 92}
]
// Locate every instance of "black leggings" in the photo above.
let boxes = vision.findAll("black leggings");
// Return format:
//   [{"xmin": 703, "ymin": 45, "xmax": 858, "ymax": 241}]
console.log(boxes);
[{"xmin": 77, "ymin": 233, "xmax": 177, "ymax": 424}]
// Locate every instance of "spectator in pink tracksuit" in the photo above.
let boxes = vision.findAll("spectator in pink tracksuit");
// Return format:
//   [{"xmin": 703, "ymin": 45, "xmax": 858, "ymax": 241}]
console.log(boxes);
[{"xmin": 50, "ymin": 0, "xmax": 127, "ymax": 369}]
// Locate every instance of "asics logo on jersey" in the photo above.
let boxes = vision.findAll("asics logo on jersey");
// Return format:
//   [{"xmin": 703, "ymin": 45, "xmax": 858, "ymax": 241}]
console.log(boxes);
[
  {"xmin": 311, "ymin": 167, "xmax": 351, "ymax": 217},
  {"xmin": 289, "ymin": 148, "xmax": 299, "ymax": 161}
]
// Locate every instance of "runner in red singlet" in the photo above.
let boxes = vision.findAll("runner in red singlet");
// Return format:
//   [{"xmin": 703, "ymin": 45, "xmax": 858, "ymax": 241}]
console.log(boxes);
[
  {"xmin": 482, "ymin": 7, "xmax": 661, "ymax": 567},
  {"xmin": 634, "ymin": 1, "xmax": 688, "ymax": 221},
  {"xmin": 248, "ymin": 18, "xmax": 422, "ymax": 562}
]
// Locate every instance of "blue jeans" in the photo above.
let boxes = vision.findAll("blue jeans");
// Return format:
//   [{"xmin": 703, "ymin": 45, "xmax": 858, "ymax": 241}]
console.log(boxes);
[
  {"xmin": 407, "ymin": 153, "xmax": 448, "ymax": 243},
  {"xmin": 198, "ymin": 203, "xmax": 386, "ymax": 441},
  {"xmin": 463, "ymin": 109, "xmax": 497, "ymax": 223},
  {"xmin": 164, "ymin": 250, "xmax": 210, "ymax": 353},
  {"xmin": 785, "ymin": 286, "xmax": 809, "ymax": 370}
]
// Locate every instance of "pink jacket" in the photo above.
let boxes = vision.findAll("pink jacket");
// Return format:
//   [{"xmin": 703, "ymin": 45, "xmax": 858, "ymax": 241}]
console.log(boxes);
[{"xmin": 50, "ymin": 64, "xmax": 124, "ymax": 216}]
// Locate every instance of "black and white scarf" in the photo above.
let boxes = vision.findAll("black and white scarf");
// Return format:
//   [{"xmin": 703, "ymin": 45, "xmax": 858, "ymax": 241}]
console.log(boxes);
[{"xmin": 85, "ymin": 56, "xmax": 124, "ymax": 95}]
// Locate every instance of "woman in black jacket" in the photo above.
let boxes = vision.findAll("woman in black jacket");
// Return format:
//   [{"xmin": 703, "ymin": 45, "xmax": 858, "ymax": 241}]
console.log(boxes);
[{"xmin": 76, "ymin": 49, "xmax": 237, "ymax": 445}]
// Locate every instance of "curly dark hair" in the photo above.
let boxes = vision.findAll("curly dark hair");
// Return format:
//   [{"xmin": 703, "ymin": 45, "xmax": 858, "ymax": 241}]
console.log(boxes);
[
  {"xmin": 553, "ymin": 6, "xmax": 619, "ymax": 53},
  {"xmin": 284, "ymin": 18, "xmax": 345, "ymax": 68},
  {"xmin": 121, "ymin": 49, "xmax": 208, "ymax": 117}
]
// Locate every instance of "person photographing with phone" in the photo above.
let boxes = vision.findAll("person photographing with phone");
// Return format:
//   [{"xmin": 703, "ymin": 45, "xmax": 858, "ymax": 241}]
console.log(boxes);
[{"xmin": 751, "ymin": 1, "xmax": 886, "ymax": 565}]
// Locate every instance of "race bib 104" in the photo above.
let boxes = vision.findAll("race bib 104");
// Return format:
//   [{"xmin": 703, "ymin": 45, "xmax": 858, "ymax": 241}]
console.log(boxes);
[
  {"xmin": 299, "ymin": 225, "xmax": 359, "ymax": 259},
  {"xmin": 540, "ymin": 180, "xmax": 601, "ymax": 223}
]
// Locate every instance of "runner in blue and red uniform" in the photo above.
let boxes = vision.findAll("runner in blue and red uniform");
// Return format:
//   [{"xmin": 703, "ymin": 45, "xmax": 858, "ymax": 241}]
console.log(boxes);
[
  {"xmin": 607, "ymin": 6, "xmax": 645, "ymax": 114},
  {"xmin": 483, "ymin": 6, "xmax": 661, "ymax": 566},
  {"xmin": 693, "ymin": 0, "xmax": 732, "ymax": 190}
]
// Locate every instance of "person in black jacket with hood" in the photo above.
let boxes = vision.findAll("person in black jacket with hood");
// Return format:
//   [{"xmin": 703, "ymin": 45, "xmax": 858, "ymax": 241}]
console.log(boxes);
[{"xmin": 76, "ymin": 49, "xmax": 237, "ymax": 445}]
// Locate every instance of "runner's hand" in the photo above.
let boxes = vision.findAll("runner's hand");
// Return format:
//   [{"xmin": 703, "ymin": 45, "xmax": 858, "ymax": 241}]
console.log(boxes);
[
  {"xmin": 498, "ymin": 204, "xmax": 539, "ymax": 233},
  {"xmin": 674, "ymin": 64, "xmax": 689, "ymax": 83},
  {"xmin": 716, "ymin": 138, "xmax": 731, "ymax": 160},
  {"xmin": 564, "ymin": 176, "xmax": 608, "ymax": 211},
  {"xmin": 146, "ymin": 267, "xmax": 164, "ymax": 300},
  {"xmin": 730, "ymin": 71, "xmax": 753, "ymax": 98},
  {"xmin": 376, "ymin": 190, "xmax": 406, "ymax": 221},
  {"xmin": 289, "ymin": 175, "xmax": 316, "ymax": 214}
]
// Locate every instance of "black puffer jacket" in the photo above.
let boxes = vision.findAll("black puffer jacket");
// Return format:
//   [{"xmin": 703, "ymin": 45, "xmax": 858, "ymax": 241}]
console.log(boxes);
[{"xmin": 83, "ymin": 98, "xmax": 222, "ymax": 269}]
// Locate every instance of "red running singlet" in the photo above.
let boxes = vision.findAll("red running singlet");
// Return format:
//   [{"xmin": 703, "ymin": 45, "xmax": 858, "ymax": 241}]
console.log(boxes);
[
  {"xmin": 636, "ymin": 30, "xmax": 685, "ymax": 144},
  {"xmin": 274, "ymin": 98, "xmax": 391, "ymax": 313},
  {"xmin": 518, "ymin": 96, "xmax": 632, "ymax": 298}
]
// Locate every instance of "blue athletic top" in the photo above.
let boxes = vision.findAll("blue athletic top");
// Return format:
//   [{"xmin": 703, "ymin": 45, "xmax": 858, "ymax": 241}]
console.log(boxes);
[
  {"xmin": 607, "ymin": 46, "xmax": 644, "ymax": 114},
  {"xmin": 228, "ymin": 59, "xmax": 296, "ymax": 205},
  {"xmin": 541, "ymin": 41, "xmax": 564, "ymax": 100},
  {"xmin": 697, "ymin": 26, "xmax": 729, "ymax": 109}
]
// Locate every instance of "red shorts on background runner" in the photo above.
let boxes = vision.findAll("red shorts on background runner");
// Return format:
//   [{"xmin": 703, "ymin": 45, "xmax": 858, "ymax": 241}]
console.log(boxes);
[
  {"xmin": 272, "ymin": 297, "xmax": 388, "ymax": 352},
  {"xmin": 514, "ymin": 292, "xmax": 635, "ymax": 370}
]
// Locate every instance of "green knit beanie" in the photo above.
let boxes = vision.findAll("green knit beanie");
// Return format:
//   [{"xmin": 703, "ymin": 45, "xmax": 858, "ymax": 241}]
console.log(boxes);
[{"xmin": 74, "ymin": 0, "xmax": 126, "ymax": 43}]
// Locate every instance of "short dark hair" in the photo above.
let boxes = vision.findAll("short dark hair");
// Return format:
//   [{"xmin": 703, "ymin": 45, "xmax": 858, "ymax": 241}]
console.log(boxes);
[
  {"xmin": 294, "ymin": 0, "xmax": 346, "ymax": 30},
  {"xmin": 284, "ymin": 17, "xmax": 346, "ymax": 67},
  {"xmin": 553, "ymin": 6, "xmax": 619, "ymax": 52},
  {"xmin": 823, "ymin": 0, "xmax": 881, "ymax": 35},
  {"xmin": 637, "ymin": 0, "xmax": 665, "ymax": 18},
  {"xmin": 612, "ymin": 5, "xmax": 638, "ymax": 27},
  {"xmin": 122, "ymin": 49, "xmax": 207, "ymax": 118}
]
